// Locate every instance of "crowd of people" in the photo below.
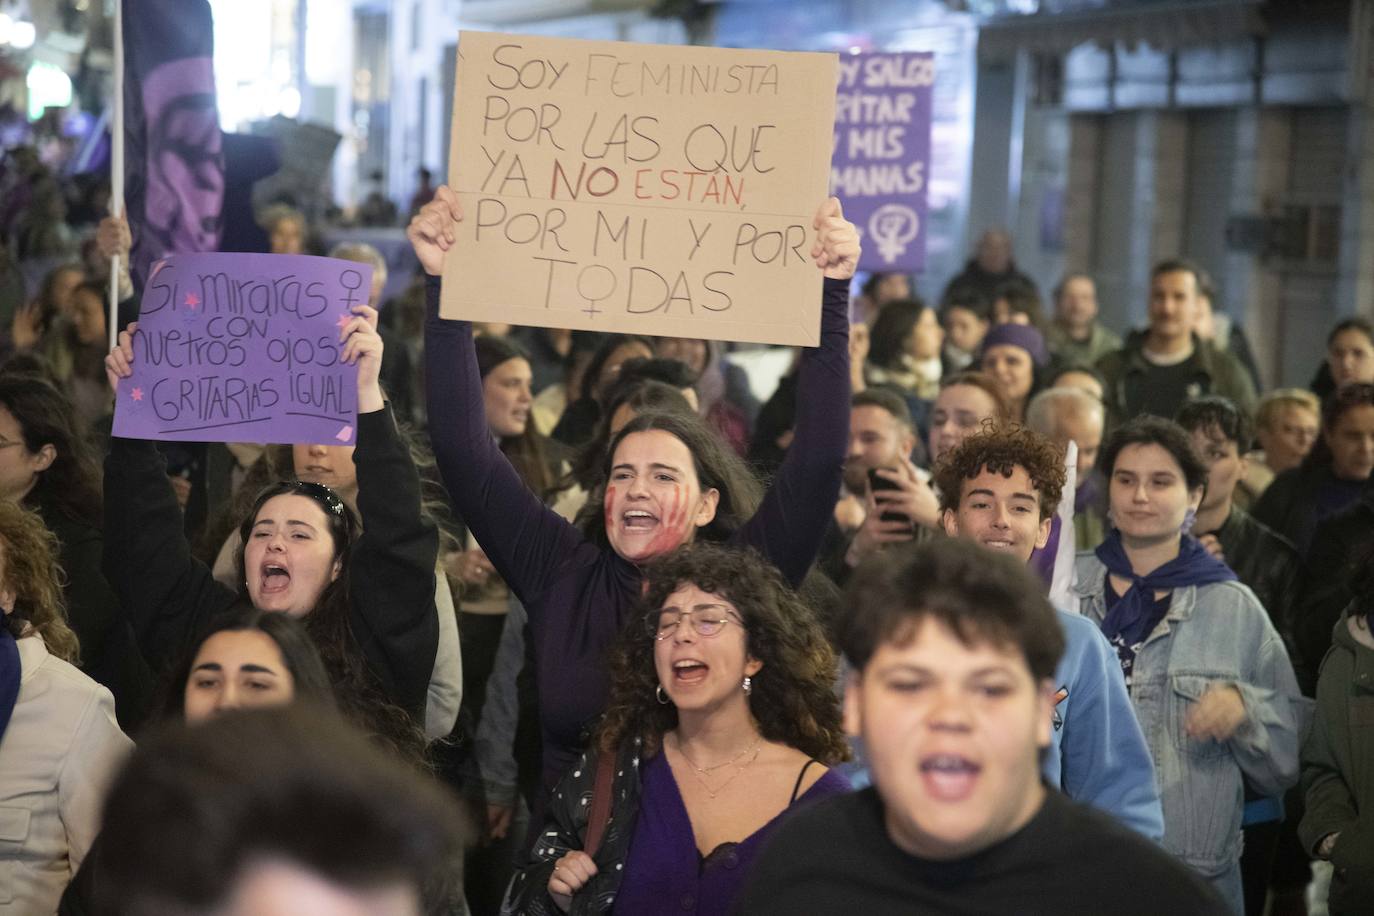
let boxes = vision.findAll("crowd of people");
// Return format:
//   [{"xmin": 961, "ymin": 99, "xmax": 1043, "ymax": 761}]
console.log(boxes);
[{"xmin": 2, "ymin": 132, "xmax": 1374, "ymax": 916}]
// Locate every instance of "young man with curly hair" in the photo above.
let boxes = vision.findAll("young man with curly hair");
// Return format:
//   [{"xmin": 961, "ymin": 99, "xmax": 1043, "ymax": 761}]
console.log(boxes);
[
  {"xmin": 932, "ymin": 423, "xmax": 1164, "ymax": 840},
  {"xmin": 736, "ymin": 540, "xmax": 1225, "ymax": 915}
]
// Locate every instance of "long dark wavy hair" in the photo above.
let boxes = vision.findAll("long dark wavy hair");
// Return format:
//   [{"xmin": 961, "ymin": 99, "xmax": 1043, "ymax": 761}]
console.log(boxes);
[
  {"xmin": 233, "ymin": 480, "xmax": 430, "ymax": 767},
  {"xmin": 0, "ymin": 372, "xmax": 103, "ymax": 528},
  {"xmin": 595, "ymin": 543, "xmax": 849, "ymax": 763},
  {"xmin": 159, "ymin": 602, "xmax": 335, "ymax": 719},
  {"xmin": 580, "ymin": 410, "xmax": 764, "ymax": 548},
  {"xmin": 475, "ymin": 334, "xmax": 558, "ymax": 498}
]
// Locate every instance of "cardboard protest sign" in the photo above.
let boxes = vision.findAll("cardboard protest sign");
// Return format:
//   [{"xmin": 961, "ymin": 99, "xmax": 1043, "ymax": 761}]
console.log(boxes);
[
  {"xmin": 831, "ymin": 52, "xmax": 934, "ymax": 272},
  {"xmin": 112, "ymin": 253, "xmax": 369, "ymax": 445},
  {"xmin": 443, "ymin": 31, "xmax": 838, "ymax": 346}
]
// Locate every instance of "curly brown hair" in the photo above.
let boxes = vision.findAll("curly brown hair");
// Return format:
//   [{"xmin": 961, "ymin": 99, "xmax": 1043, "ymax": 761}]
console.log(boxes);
[
  {"xmin": 595, "ymin": 543, "xmax": 849, "ymax": 764},
  {"xmin": 0, "ymin": 500, "xmax": 79, "ymax": 664},
  {"xmin": 933, "ymin": 422, "xmax": 1066, "ymax": 520}
]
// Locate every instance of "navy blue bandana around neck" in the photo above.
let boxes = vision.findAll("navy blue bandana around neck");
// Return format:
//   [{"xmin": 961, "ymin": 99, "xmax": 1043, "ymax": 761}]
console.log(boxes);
[
  {"xmin": 0, "ymin": 625, "xmax": 20, "ymax": 746},
  {"xmin": 1095, "ymin": 529, "xmax": 1237, "ymax": 669}
]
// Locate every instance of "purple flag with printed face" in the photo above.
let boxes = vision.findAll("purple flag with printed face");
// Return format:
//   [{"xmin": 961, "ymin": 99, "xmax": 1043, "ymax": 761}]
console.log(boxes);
[
  {"xmin": 112, "ymin": 253, "xmax": 369, "ymax": 445},
  {"xmin": 123, "ymin": 0, "xmax": 224, "ymax": 287},
  {"xmin": 831, "ymin": 52, "xmax": 934, "ymax": 273}
]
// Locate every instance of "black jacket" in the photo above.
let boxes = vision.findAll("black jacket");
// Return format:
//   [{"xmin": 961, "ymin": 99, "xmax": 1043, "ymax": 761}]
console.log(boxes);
[
  {"xmin": 102, "ymin": 405, "xmax": 438, "ymax": 719},
  {"xmin": 34, "ymin": 500, "xmax": 154, "ymax": 731},
  {"xmin": 943, "ymin": 259, "xmax": 1035, "ymax": 303},
  {"xmin": 1095, "ymin": 330, "xmax": 1257, "ymax": 432},
  {"xmin": 1212, "ymin": 506, "xmax": 1306, "ymax": 686},
  {"xmin": 1294, "ymin": 489, "xmax": 1374, "ymax": 694},
  {"xmin": 1252, "ymin": 461, "xmax": 1345, "ymax": 560}
]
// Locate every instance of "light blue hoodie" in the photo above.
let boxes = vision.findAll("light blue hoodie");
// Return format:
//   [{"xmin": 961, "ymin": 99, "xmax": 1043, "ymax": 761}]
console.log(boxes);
[{"xmin": 1046, "ymin": 609, "xmax": 1164, "ymax": 841}]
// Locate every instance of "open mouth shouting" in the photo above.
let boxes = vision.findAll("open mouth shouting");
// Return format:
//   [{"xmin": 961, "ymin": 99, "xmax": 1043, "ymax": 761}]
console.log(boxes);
[
  {"xmin": 919, "ymin": 753, "xmax": 982, "ymax": 802},
  {"xmin": 259, "ymin": 562, "xmax": 292, "ymax": 597},
  {"xmin": 622, "ymin": 509, "xmax": 660, "ymax": 534},
  {"xmin": 671, "ymin": 658, "xmax": 709, "ymax": 687}
]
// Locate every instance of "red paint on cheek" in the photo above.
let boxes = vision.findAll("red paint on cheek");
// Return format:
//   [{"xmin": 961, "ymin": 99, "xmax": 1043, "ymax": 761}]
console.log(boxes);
[
  {"xmin": 645, "ymin": 485, "xmax": 689, "ymax": 556},
  {"xmin": 604, "ymin": 485, "xmax": 617, "ymax": 534}
]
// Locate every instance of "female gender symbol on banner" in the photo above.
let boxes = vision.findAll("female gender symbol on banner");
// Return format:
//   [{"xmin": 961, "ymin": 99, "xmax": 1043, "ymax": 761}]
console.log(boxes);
[
  {"xmin": 868, "ymin": 203, "xmax": 921, "ymax": 265},
  {"xmin": 112, "ymin": 252, "xmax": 369, "ymax": 445}
]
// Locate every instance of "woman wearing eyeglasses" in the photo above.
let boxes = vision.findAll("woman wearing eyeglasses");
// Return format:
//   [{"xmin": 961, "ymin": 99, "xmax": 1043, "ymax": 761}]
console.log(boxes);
[
  {"xmin": 502, "ymin": 544, "xmax": 849, "ymax": 916},
  {"xmin": 101, "ymin": 305, "xmax": 438, "ymax": 761},
  {"xmin": 413, "ymin": 190, "xmax": 857, "ymax": 825}
]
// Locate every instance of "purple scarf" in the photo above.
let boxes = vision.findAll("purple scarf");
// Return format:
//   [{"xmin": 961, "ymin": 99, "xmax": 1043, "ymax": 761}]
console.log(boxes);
[
  {"xmin": 0, "ymin": 626, "xmax": 20, "ymax": 746},
  {"xmin": 1096, "ymin": 530, "xmax": 1237, "ymax": 655}
]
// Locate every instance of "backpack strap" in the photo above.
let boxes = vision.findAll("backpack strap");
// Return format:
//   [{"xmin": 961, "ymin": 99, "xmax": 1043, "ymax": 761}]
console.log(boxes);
[{"xmin": 584, "ymin": 748, "xmax": 617, "ymax": 855}]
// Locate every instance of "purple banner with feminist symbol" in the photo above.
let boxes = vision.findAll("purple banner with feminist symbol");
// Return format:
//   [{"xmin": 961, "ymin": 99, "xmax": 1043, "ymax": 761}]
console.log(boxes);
[
  {"xmin": 830, "ymin": 52, "xmax": 934, "ymax": 273},
  {"xmin": 112, "ymin": 253, "xmax": 369, "ymax": 446}
]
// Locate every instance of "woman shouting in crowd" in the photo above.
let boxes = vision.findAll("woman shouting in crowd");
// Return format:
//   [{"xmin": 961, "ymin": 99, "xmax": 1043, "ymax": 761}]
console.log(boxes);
[
  {"xmin": 412, "ymin": 186, "xmax": 857, "ymax": 818},
  {"xmin": 102, "ymin": 304, "xmax": 438, "ymax": 762},
  {"xmin": 503, "ymin": 544, "xmax": 849, "ymax": 915}
]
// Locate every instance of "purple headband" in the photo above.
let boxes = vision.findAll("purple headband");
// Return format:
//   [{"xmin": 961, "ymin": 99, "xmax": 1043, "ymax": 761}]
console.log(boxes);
[{"xmin": 980, "ymin": 322, "xmax": 1048, "ymax": 368}]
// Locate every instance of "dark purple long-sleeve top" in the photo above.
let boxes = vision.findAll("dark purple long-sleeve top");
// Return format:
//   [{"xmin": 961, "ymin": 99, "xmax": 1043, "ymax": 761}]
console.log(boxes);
[{"xmin": 424, "ymin": 275, "xmax": 850, "ymax": 806}]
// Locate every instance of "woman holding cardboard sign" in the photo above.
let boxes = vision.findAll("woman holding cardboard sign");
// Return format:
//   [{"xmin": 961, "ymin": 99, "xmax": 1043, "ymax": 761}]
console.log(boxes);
[
  {"xmin": 102, "ymin": 303, "xmax": 439, "ymax": 763},
  {"xmin": 413, "ymin": 184, "xmax": 857, "ymax": 816}
]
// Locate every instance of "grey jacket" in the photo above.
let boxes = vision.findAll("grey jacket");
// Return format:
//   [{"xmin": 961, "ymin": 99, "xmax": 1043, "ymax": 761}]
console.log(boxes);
[{"xmin": 1073, "ymin": 555, "xmax": 1305, "ymax": 879}]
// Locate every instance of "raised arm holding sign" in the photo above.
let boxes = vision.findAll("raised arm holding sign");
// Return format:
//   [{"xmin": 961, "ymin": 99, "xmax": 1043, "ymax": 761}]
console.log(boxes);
[
  {"xmin": 108, "ymin": 253, "xmax": 374, "ymax": 446},
  {"xmin": 101, "ymin": 273, "xmax": 441, "ymax": 736},
  {"xmin": 419, "ymin": 180, "xmax": 857, "ymax": 827}
]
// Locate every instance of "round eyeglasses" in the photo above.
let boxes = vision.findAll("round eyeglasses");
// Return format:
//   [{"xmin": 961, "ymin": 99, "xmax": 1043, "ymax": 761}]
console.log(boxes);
[{"xmin": 644, "ymin": 606, "xmax": 741, "ymax": 641}]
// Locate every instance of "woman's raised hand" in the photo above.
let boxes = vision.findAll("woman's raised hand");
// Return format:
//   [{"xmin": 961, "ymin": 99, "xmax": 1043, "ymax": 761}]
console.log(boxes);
[
  {"xmin": 104, "ymin": 322, "xmax": 138, "ymax": 393},
  {"xmin": 340, "ymin": 304, "xmax": 385, "ymax": 413},
  {"xmin": 810, "ymin": 197, "xmax": 861, "ymax": 281},
  {"xmin": 405, "ymin": 185, "xmax": 464, "ymax": 277},
  {"xmin": 95, "ymin": 211, "xmax": 133, "ymax": 263}
]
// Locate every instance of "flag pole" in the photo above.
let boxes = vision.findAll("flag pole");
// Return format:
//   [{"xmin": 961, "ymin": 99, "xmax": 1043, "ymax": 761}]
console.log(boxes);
[{"xmin": 109, "ymin": 0, "xmax": 124, "ymax": 353}]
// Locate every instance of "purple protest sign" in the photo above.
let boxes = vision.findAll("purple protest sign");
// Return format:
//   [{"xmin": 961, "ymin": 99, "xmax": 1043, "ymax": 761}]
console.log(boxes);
[
  {"xmin": 831, "ymin": 52, "xmax": 934, "ymax": 273},
  {"xmin": 112, "ymin": 252, "xmax": 370, "ymax": 445}
]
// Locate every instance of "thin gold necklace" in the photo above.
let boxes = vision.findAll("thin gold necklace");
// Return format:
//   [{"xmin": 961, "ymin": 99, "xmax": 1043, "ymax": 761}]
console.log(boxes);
[
  {"xmin": 674, "ymin": 733, "xmax": 760, "ymax": 773},
  {"xmin": 673, "ymin": 734, "xmax": 761, "ymax": 799}
]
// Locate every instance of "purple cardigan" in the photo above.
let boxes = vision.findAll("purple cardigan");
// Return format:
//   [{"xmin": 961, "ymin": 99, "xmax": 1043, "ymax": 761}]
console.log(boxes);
[
  {"xmin": 424, "ymin": 276, "xmax": 850, "ymax": 804},
  {"xmin": 613, "ymin": 753, "xmax": 850, "ymax": 915}
]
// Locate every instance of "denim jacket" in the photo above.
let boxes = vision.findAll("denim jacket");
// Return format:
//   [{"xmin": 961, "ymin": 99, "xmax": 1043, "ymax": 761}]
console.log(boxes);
[{"xmin": 1073, "ymin": 555, "xmax": 1305, "ymax": 879}]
